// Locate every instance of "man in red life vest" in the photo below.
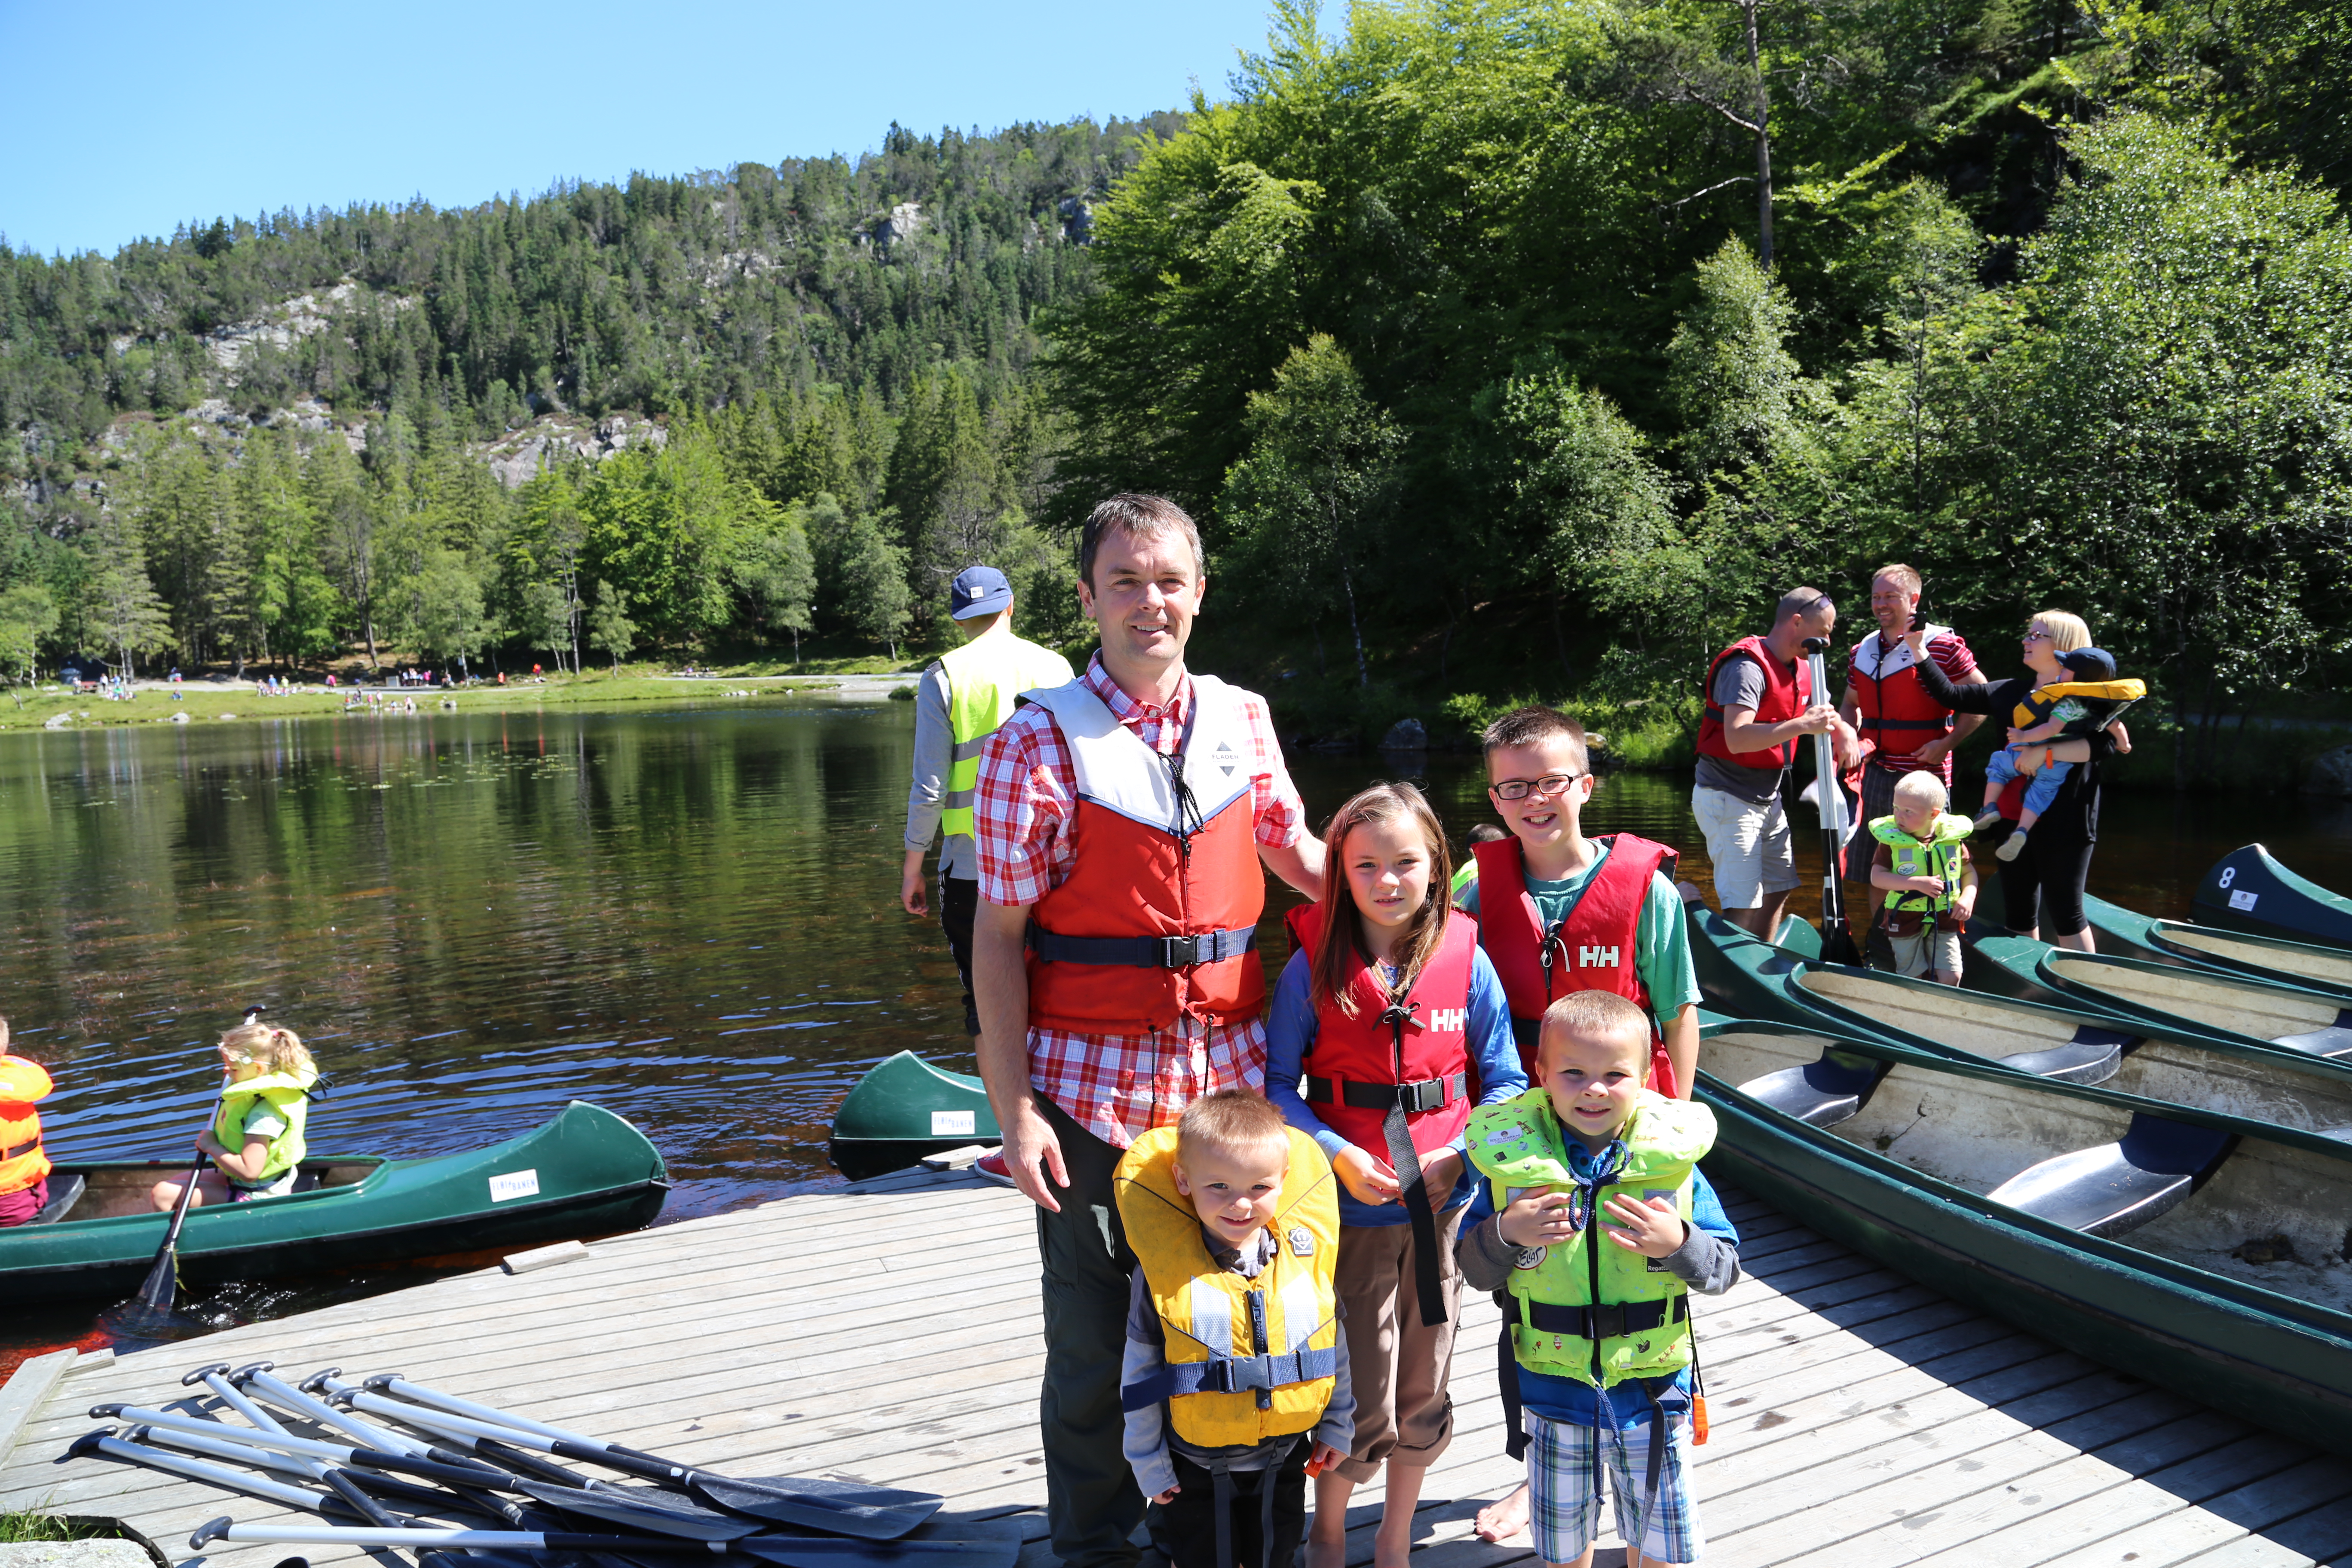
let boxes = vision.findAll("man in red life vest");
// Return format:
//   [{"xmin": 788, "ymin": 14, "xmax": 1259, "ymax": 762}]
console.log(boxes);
[
  {"xmin": 1692, "ymin": 588, "xmax": 1858, "ymax": 940},
  {"xmin": 1837, "ymin": 564, "xmax": 1982, "ymax": 931},
  {"xmin": 971, "ymin": 494, "xmax": 1327, "ymax": 1568}
]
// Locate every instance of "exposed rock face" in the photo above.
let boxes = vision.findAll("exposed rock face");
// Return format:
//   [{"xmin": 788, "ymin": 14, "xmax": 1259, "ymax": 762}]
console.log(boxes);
[
  {"xmin": 2307, "ymin": 743, "xmax": 2352, "ymax": 797},
  {"xmin": 203, "ymin": 279, "xmax": 370, "ymax": 370},
  {"xmin": 482, "ymin": 412, "xmax": 670, "ymax": 489},
  {"xmin": 876, "ymin": 202, "xmax": 926, "ymax": 246},
  {"xmin": 1381, "ymin": 717, "xmax": 1428, "ymax": 751},
  {"xmin": 1059, "ymin": 196, "xmax": 1093, "ymax": 243}
]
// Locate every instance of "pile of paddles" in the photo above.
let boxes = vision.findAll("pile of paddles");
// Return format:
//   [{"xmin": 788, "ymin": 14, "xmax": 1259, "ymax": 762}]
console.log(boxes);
[{"xmin": 72, "ymin": 1362, "xmax": 1020, "ymax": 1568}]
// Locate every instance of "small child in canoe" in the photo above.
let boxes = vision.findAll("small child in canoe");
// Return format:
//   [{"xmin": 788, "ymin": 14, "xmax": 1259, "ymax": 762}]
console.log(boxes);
[
  {"xmin": 1976, "ymin": 643, "xmax": 2141, "ymax": 865},
  {"xmin": 0, "ymin": 1017, "xmax": 55, "ymax": 1228},
  {"xmin": 151, "ymin": 1017, "xmax": 320, "ymax": 1209},
  {"xmin": 1116, "ymin": 1090, "xmax": 1352, "ymax": 1568},
  {"xmin": 1868, "ymin": 771, "xmax": 1978, "ymax": 986}
]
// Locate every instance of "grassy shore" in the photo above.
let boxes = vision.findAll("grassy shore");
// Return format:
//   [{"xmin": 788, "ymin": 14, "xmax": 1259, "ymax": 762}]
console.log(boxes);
[{"xmin": 0, "ymin": 667, "xmax": 914, "ymax": 734}]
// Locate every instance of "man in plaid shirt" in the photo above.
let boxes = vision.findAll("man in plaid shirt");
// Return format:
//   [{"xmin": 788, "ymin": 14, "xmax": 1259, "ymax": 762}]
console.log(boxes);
[{"xmin": 973, "ymin": 494, "xmax": 1326, "ymax": 1568}]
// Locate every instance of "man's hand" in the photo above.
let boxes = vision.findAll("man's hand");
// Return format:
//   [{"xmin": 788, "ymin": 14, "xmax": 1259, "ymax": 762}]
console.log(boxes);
[
  {"xmin": 900, "ymin": 849, "xmax": 930, "ymax": 916},
  {"xmin": 1333, "ymin": 1144, "xmax": 1401, "ymax": 1206},
  {"xmin": 1790, "ymin": 703, "xmax": 1839, "ymax": 737},
  {"xmin": 973, "ymin": 898, "xmax": 1067, "ymax": 1211},
  {"xmin": 1831, "ymin": 715, "xmax": 1859, "ymax": 772},
  {"xmin": 998, "ymin": 1094, "xmax": 1070, "ymax": 1213},
  {"xmin": 1910, "ymin": 734, "xmax": 1953, "ymax": 767},
  {"xmin": 1498, "ymin": 1188, "xmax": 1581, "ymax": 1250},
  {"xmin": 1601, "ymin": 1193, "xmax": 1687, "ymax": 1259}
]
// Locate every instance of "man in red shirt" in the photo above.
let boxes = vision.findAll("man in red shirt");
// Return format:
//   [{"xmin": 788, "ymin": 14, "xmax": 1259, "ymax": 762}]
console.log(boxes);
[
  {"xmin": 1837, "ymin": 564, "xmax": 1983, "ymax": 927},
  {"xmin": 972, "ymin": 494, "xmax": 1327, "ymax": 1568}
]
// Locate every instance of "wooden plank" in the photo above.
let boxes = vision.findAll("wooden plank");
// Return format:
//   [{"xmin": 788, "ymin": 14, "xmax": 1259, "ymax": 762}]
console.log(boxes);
[{"xmin": 0, "ymin": 1350, "xmax": 76, "ymax": 1470}]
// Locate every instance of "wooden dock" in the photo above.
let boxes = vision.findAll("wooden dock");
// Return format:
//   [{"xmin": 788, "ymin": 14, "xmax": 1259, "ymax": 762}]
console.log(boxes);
[{"xmin": 6, "ymin": 1171, "xmax": 2352, "ymax": 1568}]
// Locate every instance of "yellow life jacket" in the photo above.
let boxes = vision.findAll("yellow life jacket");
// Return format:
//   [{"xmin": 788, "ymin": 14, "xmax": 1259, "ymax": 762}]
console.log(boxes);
[
  {"xmin": 1114, "ymin": 1125, "xmax": 1341, "ymax": 1449},
  {"xmin": 0, "ymin": 1055, "xmax": 54, "ymax": 1198},
  {"xmin": 1870, "ymin": 813, "xmax": 1973, "ymax": 914},
  {"xmin": 937, "ymin": 634, "xmax": 1075, "ymax": 839},
  {"xmin": 214, "ymin": 1067, "xmax": 316, "ymax": 1186},
  {"xmin": 1466, "ymin": 1087, "xmax": 1715, "ymax": 1388},
  {"xmin": 2009, "ymin": 678, "xmax": 2146, "ymax": 732}
]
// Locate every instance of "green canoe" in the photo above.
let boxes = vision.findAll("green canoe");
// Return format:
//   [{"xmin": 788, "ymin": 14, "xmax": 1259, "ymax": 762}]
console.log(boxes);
[
  {"xmin": 2, "ymin": 1100, "xmax": 668, "ymax": 1305},
  {"xmin": 2194, "ymin": 844, "xmax": 2352, "ymax": 949},
  {"xmin": 2077, "ymin": 891, "xmax": 2352, "ymax": 1001},
  {"xmin": 829, "ymin": 1051, "xmax": 998, "ymax": 1179},
  {"xmin": 1965, "ymin": 926, "xmax": 2352, "ymax": 1061},
  {"xmin": 1698, "ymin": 1014, "xmax": 2352, "ymax": 1460},
  {"xmin": 1686, "ymin": 900, "xmax": 2352, "ymax": 1139}
]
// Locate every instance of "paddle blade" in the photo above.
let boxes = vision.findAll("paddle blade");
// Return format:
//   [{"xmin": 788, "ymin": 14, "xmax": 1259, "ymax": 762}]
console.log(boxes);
[
  {"xmin": 132, "ymin": 1239, "xmax": 181, "ymax": 1314},
  {"xmin": 517, "ymin": 1481, "xmax": 763, "ymax": 1542},
  {"xmin": 733, "ymin": 1517, "xmax": 1022, "ymax": 1568},
  {"xmin": 688, "ymin": 1474, "xmax": 943, "ymax": 1541}
]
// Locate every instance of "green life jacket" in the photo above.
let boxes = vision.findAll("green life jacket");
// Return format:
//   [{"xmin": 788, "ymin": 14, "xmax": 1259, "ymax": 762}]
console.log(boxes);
[
  {"xmin": 214, "ymin": 1066, "xmax": 316, "ymax": 1186},
  {"xmin": 1869, "ymin": 813, "xmax": 1972, "ymax": 914},
  {"xmin": 937, "ymin": 634, "xmax": 1076, "ymax": 839},
  {"xmin": 1466, "ymin": 1086, "xmax": 1716, "ymax": 1388}
]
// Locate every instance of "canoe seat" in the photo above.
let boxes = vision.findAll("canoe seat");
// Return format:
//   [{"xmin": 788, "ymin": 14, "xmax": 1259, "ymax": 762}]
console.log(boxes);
[
  {"xmin": 27, "ymin": 1173, "xmax": 85, "ymax": 1225},
  {"xmin": 1988, "ymin": 1112, "xmax": 2236, "ymax": 1238},
  {"xmin": 1736, "ymin": 1049, "xmax": 1889, "ymax": 1128},
  {"xmin": 1997, "ymin": 1024, "xmax": 2135, "ymax": 1085},
  {"xmin": 2272, "ymin": 1009, "xmax": 2352, "ymax": 1058}
]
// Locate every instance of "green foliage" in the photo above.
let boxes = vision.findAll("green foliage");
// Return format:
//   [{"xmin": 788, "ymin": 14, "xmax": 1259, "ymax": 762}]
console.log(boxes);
[
  {"xmin": 0, "ymin": 583, "xmax": 59, "ymax": 681},
  {"xmin": 836, "ymin": 510, "xmax": 914, "ymax": 658},
  {"xmin": 587, "ymin": 581, "xmax": 637, "ymax": 671}
]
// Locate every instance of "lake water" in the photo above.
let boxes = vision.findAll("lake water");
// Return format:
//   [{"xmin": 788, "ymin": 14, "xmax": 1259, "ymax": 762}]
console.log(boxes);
[{"xmin": 5, "ymin": 695, "xmax": 2350, "ymax": 1371}]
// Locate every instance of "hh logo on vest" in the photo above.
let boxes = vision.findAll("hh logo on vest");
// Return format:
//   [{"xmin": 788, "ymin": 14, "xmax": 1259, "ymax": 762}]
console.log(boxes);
[
  {"xmin": 1580, "ymin": 946, "xmax": 1621, "ymax": 968},
  {"xmin": 1427, "ymin": 1008, "xmax": 1467, "ymax": 1032}
]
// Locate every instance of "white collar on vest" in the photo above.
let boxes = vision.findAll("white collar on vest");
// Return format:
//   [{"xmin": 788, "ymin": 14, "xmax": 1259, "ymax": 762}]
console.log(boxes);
[
  {"xmin": 1852, "ymin": 623, "xmax": 1951, "ymax": 678},
  {"xmin": 1024, "ymin": 674, "xmax": 1256, "ymax": 828}
]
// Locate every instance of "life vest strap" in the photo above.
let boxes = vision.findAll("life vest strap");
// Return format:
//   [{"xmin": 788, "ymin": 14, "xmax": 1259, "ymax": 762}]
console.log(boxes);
[
  {"xmin": 0, "ymin": 1134, "xmax": 39, "ymax": 1162},
  {"xmin": 1029, "ymin": 925, "xmax": 1257, "ymax": 969},
  {"xmin": 1303, "ymin": 1072, "xmax": 1467, "ymax": 1114},
  {"xmin": 1119, "ymin": 1344, "xmax": 1341, "ymax": 1410},
  {"xmin": 1514, "ymin": 1295, "xmax": 1687, "ymax": 1339}
]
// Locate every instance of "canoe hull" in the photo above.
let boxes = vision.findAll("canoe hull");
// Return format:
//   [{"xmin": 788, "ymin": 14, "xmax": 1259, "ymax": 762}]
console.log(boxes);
[
  {"xmin": 829, "ymin": 1051, "xmax": 998, "ymax": 1180},
  {"xmin": 1704, "ymin": 1082, "xmax": 2352, "ymax": 1458},
  {"xmin": 2195, "ymin": 844, "xmax": 2352, "ymax": 950},
  {"xmin": 1, "ymin": 1101, "xmax": 669, "ymax": 1305}
]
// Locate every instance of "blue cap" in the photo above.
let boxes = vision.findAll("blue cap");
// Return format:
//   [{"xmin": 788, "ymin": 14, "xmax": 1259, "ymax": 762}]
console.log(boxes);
[
  {"xmin": 950, "ymin": 565, "xmax": 1013, "ymax": 620},
  {"xmin": 2060, "ymin": 646, "xmax": 2116, "ymax": 680}
]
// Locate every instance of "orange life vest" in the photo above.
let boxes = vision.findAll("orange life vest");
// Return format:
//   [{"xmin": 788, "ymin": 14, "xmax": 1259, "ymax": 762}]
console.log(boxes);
[
  {"xmin": 0, "ymin": 1055, "xmax": 55, "ymax": 1198},
  {"xmin": 1022, "ymin": 675, "xmax": 1269, "ymax": 1034},
  {"xmin": 1470, "ymin": 835, "xmax": 1678, "ymax": 1095},
  {"xmin": 1695, "ymin": 635, "xmax": 1810, "ymax": 774},
  {"xmin": 1847, "ymin": 625, "xmax": 1963, "ymax": 779}
]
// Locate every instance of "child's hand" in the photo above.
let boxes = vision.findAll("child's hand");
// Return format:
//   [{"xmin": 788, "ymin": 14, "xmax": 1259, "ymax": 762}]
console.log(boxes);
[
  {"xmin": 1903, "ymin": 874, "xmax": 1944, "ymax": 895},
  {"xmin": 1332, "ymin": 1145, "xmax": 1401, "ymax": 1207},
  {"xmin": 1955, "ymin": 892, "xmax": 1977, "ymax": 922},
  {"xmin": 1415, "ymin": 1147, "xmax": 1464, "ymax": 1204},
  {"xmin": 1151, "ymin": 1485, "xmax": 1180, "ymax": 1505},
  {"xmin": 2111, "ymin": 721, "xmax": 2132, "ymax": 754},
  {"xmin": 1306, "ymin": 1442, "xmax": 1345, "ymax": 1478},
  {"xmin": 1600, "ymin": 1193, "xmax": 1687, "ymax": 1259},
  {"xmin": 195, "ymin": 1131, "xmax": 225, "ymax": 1160},
  {"xmin": 1498, "ymin": 1189, "xmax": 1580, "ymax": 1250}
]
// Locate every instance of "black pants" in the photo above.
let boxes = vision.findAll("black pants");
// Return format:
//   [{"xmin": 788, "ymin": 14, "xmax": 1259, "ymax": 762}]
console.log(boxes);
[
  {"xmin": 1155, "ymin": 1445, "xmax": 1309, "ymax": 1568},
  {"xmin": 1035, "ymin": 1094, "xmax": 1145, "ymax": 1568},
  {"xmin": 938, "ymin": 874, "xmax": 981, "ymax": 1037},
  {"xmin": 1999, "ymin": 831, "xmax": 2095, "ymax": 937}
]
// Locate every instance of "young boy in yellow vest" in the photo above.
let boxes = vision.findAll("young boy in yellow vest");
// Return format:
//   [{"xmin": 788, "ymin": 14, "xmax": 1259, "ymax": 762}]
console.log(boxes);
[
  {"xmin": 1116, "ymin": 1090, "xmax": 1352, "ymax": 1568},
  {"xmin": 1868, "ymin": 770, "xmax": 1978, "ymax": 986},
  {"xmin": 1458, "ymin": 992, "xmax": 1740, "ymax": 1568}
]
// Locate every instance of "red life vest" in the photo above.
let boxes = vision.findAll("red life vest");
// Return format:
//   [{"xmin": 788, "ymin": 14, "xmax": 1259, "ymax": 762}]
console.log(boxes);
[
  {"xmin": 0, "ymin": 1055, "xmax": 53, "ymax": 1199},
  {"xmin": 1283, "ymin": 903, "xmax": 1479, "ymax": 1161},
  {"xmin": 1023, "ymin": 675, "xmax": 1269, "ymax": 1034},
  {"xmin": 1470, "ymin": 835, "xmax": 1678, "ymax": 1096},
  {"xmin": 1695, "ymin": 635, "xmax": 1810, "ymax": 773},
  {"xmin": 1848, "ymin": 625, "xmax": 1963, "ymax": 780}
]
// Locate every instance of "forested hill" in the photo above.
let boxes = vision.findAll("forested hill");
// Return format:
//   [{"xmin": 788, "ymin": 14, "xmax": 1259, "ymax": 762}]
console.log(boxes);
[{"xmin": 0, "ymin": 115, "xmax": 1176, "ymax": 453}]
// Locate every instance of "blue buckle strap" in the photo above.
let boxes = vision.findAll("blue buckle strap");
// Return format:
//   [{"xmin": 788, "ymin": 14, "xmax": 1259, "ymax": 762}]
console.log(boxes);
[
  {"xmin": 1119, "ymin": 1345, "xmax": 1339, "ymax": 1411},
  {"xmin": 1029, "ymin": 926, "xmax": 1257, "ymax": 969}
]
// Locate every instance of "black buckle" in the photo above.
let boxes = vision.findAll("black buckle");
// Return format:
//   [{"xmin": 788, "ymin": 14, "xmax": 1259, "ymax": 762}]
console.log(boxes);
[
  {"xmin": 1398, "ymin": 1078, "xmax": 1448, "ymax": 1114},
  {"xmin": 1160, "ymin": 934, "xmax": 1203, "ymax": 968},
  {"xmin": 1209, "ymin": 1354, "xmax": 1278, "ymax": 1393}
]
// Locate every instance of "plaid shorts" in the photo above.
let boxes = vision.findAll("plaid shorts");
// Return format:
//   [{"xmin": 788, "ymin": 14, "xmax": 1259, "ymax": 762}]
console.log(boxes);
[{"xmin": 1525, "ymin": 1409, "xmax": 1703, "ymax": 1565}]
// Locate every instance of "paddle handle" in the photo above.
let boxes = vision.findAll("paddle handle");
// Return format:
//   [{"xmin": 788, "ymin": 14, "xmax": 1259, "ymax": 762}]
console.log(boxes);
[{"xmin": 190, "ymin": 1519, "xmax": 723, "ymax": 1552}]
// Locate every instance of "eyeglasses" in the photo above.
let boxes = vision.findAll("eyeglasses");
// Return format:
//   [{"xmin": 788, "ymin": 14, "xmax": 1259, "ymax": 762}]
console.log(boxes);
[
  {"xmin": 2022, "ymin": 628, "xmax": 2053, "ymax": 642},
  {"xmin": 1489, "ymin": 773, "xmax": 1586, "ymax": 800}
]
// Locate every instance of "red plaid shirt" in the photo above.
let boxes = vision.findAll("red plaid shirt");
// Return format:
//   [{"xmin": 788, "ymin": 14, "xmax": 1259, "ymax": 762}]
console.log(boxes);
[{"xmin": 974, "ymin": 652, "xmax": 1305, "ymax": 1148}]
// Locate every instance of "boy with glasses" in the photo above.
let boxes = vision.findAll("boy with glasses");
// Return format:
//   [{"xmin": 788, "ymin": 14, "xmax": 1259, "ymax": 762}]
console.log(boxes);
[{"xmin": 1455, "ymin": 706, "xmax": 1702, "ymax": 1548}]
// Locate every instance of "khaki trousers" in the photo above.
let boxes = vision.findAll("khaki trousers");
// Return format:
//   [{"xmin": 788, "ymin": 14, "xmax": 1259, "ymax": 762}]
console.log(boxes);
[{"xmin": 1330, "ymin": 1207, "xmax": 1466, "ymax": 1483}]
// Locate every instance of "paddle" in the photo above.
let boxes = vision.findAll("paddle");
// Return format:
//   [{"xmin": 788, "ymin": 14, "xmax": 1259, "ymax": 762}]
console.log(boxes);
[
  {"xmin": 1801, "ymin": 636, "xmax": 1864, "ymax": 967},
  {"xmin": 190, "ymin": 1516, "xmax": 1027, "ymax": 1568},
  {"xmin": 183, "ymin": 1362, "xmax": 435, "ymax": 1534},
  {"xmin": 69, "ymin": 1429, "xmax": 358, "ymax": 1516},
  {"xmin": 87, "ymin": 1403, "xmax": 543, "ymax": 1493},
  {"xmin": 345, "ymin": 1376, "xmax": 942, "ymax": 1539}
]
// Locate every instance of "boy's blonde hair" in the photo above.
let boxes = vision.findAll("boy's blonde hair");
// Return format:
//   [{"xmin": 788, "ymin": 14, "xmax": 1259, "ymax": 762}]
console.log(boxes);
[
  {"xmin": 1177, "ymin": 1090, "xmax": 1291, "ymax": 1165},
  {"xmin": 2031, "ymin": 609, "xmax": 2092, "ymax": 654},
  {"xmin": 1537, "ymin": 991, "xmax": 1651, "ymax": 1066},
  {"xmin": 1892, "ymin": 770, "xmax": 1949, "ymax": 809},
  {"xmin": 219, "ymin": 1021, "xmax": 315, "ymax": 1079}
]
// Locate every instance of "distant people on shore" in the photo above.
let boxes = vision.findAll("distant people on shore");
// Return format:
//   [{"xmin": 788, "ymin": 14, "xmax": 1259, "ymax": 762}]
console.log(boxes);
[{"xmin": 899, "ymin": 564, "xmax": 1072, "ymax": 1058}]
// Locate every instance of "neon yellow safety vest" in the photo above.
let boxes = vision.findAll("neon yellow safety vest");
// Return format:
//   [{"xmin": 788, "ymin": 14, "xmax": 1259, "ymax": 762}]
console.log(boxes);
[
  {"xmin": 1466, "ymin": 1087, "xmax": 1715, "ymax": 1388},
  {"xmin": 1114, "ymin": 1125, "xmax": 1341, "ymax": 1449},
  {"xmin": 214, "ymin": 1067, "xmax": 316, "ymax": 1186},
  {"xmin": 937, "ymin": 634, "xmax": 1075, "ymax": 839},
  {"xmin": 1869, "ymin": 813, "xmax": 1973, "ymax": 915}
]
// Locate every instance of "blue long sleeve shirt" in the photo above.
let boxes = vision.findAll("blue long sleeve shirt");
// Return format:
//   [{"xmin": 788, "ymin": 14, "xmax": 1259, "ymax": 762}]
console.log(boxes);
[{"xmin": 1264, "ymin": 944, "xmax": 1528, "ymax": 1228}]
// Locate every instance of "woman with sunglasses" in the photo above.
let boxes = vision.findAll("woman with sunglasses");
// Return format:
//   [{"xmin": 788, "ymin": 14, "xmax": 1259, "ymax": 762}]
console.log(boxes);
[{"xmin": 1903, "ymin": 611, "xmax": 2130, "ymax": 951}]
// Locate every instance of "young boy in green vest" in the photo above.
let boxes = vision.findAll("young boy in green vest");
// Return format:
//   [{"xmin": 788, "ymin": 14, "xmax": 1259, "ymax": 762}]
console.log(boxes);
[
  {"xmin": 1867, "ymin": 770, "xmax": 1977, "ymax": 986},
  {"xmin": 1458, "ymin": 992, "xmax": 1740, "ymax": 1568}
]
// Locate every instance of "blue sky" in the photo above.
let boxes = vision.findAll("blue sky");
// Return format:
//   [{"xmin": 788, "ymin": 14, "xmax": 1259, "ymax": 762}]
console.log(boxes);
[{"xmin": 0, "ymin": 0, "xmax": 1281, "ymax": 258}]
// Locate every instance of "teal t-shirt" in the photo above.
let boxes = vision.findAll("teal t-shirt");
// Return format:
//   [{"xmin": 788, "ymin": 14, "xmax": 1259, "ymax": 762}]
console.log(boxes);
[{"xmin": 1456, "ymin": 841, "xmax": 1700, "ymax": 1027}]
